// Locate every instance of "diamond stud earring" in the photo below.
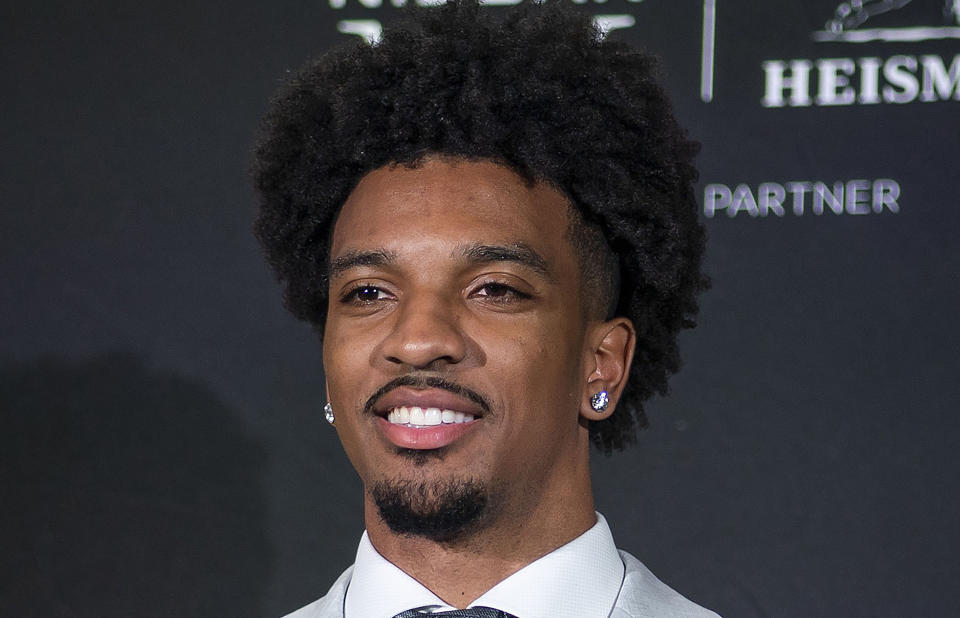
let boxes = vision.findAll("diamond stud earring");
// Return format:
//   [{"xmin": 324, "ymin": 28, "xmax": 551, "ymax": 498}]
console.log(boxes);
[
  {"xmin": 590, "ymin": 391, "xmax": 609, "ymax": 413},
  {"xmin": 323, "ymin": 402, "xmax": 335, "ymax": 424}
]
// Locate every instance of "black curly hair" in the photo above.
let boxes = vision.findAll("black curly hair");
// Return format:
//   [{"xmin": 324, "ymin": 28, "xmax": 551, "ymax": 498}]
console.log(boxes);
[{"xmin": 252, "ymin": 0, "xmax": 708, "ymax": 453}]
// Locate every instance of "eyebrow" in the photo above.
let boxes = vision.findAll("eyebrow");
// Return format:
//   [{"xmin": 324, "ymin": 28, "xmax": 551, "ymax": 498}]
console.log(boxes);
[
  {"xmin": 327, "ymin": 242, "xmax": 553, "ymax": 281},
  {"xmin": 328, "ymin": 249, "xmax": 397, "ymax": 280},
  {"xmin": 461, "ymin": 243, "xmax": 553, "ymax": 280}
]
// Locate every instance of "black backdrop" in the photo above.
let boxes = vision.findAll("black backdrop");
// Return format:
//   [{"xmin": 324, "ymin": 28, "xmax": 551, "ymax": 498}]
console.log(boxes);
[{"xmin": 3, "ymin": 1, "xmax": 958, "ymax": 616}]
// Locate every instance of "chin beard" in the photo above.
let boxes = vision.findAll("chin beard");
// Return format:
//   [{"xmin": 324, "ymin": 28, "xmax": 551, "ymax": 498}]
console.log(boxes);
[{"xmin": 371, "ymin": 478, "xmax": 488, "ymax": 543}]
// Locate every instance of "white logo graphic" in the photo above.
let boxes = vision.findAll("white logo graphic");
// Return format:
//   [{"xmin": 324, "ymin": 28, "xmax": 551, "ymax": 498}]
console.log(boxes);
[
  {"xmin": 701, "ymin": 0, "xmax": 717, "ymax": 102},
  {"xmin": 814, "ymin": 0, "xmax": 960, "ymax": 42},
  {"xmin": 332, "ymin": 0, "xmax": 645, "ymax": 45}
]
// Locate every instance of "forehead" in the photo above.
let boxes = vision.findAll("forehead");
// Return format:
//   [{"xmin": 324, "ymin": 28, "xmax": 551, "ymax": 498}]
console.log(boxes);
[{"xmin": 330, "ymin": 158, "xmax": 575, "ymax": 265}]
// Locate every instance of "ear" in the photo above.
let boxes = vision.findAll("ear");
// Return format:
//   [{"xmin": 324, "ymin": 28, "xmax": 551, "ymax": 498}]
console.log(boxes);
[{"xmin": 581, "ymin": 317, "xmax": 636, "ymax": 421}]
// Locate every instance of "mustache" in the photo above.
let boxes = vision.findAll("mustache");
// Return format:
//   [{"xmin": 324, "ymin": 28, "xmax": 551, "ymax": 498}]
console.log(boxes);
[{"xmin": 363, "ymin": 374, "xmax": 491, "ymax": 415}]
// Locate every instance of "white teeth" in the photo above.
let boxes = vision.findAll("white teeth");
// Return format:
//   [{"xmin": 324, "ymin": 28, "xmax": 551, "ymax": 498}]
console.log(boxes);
[
  {"xmin": 409, "ymin": 406, "xmax": 425, "ymax": 425},
  {"xmin": 386, "ymin": 406, "xmax": 477, "ymax": 426},
  {"xmin": 424, "ymin": 407, "xmax": 442, "ymax": 426}
]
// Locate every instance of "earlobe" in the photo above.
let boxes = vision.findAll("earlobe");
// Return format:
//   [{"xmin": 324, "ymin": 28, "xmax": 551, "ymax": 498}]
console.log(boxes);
[
  {"xmin": 581, "ymin": 318, "xmax": 635, "ymax": 421},
  {"xmin": 323, "ymin": 380, "xmax": 335, "ymax": 426},
  {"xmin": 590, "ymin": 391, "xmax": 610, "ymax": 413}
]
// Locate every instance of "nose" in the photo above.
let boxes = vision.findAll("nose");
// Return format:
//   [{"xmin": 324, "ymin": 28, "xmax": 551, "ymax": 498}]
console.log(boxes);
[{"xmin": 379, "ymin": 291, "xmax": 468, "ymax": 370}]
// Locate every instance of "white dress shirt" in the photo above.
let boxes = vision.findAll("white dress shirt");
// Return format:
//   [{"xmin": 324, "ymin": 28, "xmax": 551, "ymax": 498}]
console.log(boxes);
[
  {"xmin": 344, "ymin": 513, "xmax": 625, "ymax": 618},
  {"xmin": 283, "ymin": 512, "xmax": 720, "ymax": 618}
]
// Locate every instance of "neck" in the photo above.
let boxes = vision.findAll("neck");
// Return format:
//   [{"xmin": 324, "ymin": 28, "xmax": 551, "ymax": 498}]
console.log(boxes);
[{"xmin": 363, "ymin": 445, "xmax": 596, "ymax": 607}]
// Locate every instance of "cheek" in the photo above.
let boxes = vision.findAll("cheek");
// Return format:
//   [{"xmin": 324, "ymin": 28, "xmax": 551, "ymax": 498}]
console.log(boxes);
[
  {"xmin": 498, "ymin": 331, "xmax": 581, "ymax": 408},
  {"xmin": 322, "ymin": 327, "xmax": 377, "ymax": 460},
  {"xmin": 323, "ymin": 316, "xmax": 380, "ymax": 386}
]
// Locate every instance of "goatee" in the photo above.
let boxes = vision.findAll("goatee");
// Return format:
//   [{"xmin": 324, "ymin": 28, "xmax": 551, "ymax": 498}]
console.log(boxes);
[{"xmin": 371, "ymin": 478, "xmax": 488, "ymax": 543}]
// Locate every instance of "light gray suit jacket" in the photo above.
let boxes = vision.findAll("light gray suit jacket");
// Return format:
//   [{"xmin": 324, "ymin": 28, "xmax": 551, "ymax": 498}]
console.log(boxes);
[{"xmin": 283, "ymin": 549, "xmax": 720, "ymax": 618}]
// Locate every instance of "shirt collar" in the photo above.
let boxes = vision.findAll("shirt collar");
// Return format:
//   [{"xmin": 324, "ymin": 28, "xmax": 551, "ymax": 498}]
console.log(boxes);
[
  {"xmin": 344, "ymin": 530, "xmax": 448, "ymax": 618},
  {"xmin": 344, "ymin": 513, "xmax": 625, "ymax": 618}
]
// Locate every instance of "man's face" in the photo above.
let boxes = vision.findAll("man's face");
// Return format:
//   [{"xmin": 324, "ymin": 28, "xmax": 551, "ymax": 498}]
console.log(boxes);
[{"xmin": 324, "ymin": 157, "xmax": 598, "ymax": 538}]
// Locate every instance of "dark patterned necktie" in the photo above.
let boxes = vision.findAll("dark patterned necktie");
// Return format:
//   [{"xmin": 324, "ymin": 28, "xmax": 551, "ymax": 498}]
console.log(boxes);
[{"xmin": 391, "ymin": 607, "xmax": 517, "ymax": 618}]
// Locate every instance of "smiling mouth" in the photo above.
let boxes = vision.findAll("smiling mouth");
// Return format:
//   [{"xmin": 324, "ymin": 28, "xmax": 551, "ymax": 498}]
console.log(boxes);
[
  {"xmin": 367, "ymin": 379, "xmax": 487, "ymax": 450},
  {"xmin": 385, "ymin": 406, "xmax": 477, "ymax": 427}
]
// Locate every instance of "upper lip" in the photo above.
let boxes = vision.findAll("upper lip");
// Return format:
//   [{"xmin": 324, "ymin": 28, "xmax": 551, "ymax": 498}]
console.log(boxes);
[{"xmin": 367, "ymin": 380, "xmax": 488, "ymax": 419}]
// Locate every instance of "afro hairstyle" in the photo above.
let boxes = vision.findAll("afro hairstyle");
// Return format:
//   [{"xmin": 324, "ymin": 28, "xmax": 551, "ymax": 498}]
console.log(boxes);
[{"xmin": 252, "ymin": 0, "xmax": 708, "ymax": 453}]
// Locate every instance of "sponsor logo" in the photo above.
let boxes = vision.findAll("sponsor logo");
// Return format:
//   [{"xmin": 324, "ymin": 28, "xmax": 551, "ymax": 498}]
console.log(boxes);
[
  {"xmin": 761, "ymin": 1, "xmax": 960, "ymax": 107},
  {"xmin": 762, "ymin": 54, "xmax": 960, "ymax": 106},
  {"xmin": 703, "ymin": 178, "xmax": 901, "ymax": 218}
]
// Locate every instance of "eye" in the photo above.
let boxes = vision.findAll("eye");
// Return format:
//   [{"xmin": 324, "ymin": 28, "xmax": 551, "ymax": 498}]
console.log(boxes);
[
  {"xmin": 471, "ymin": 281, "xmax": 531, "ymax": 302},
  {"xmin": 341, "ymin": 284, "xmax": 393, "ymax": 304}
]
